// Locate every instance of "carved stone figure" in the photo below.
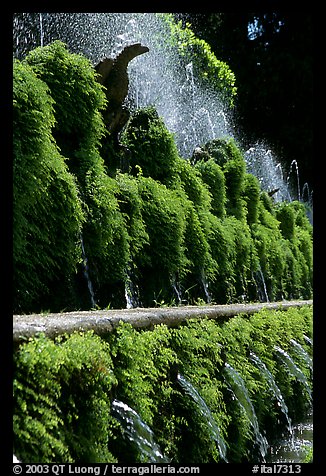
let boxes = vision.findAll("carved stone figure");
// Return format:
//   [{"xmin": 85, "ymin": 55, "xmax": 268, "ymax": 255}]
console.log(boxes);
[{"xmin": 95, "ymin": 43, "xmax": 149, "ymax": 143}]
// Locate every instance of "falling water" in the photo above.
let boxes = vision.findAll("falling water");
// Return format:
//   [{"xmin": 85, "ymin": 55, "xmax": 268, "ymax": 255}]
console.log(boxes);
[
  {"xmin": 289, "ymin": 339, "xmax": 313, "ymax": 373},
  {"xmin": 80, "ymin": 234, "xmax": 96, "ymax": 308},
  {"xmin": 287, "ymin": 160, "xmax": 301, "ymax": 202},
  {"xmin": 249, "ymin": 352, "xmax": 293, "ymax": 436},
  {"xmin": 303, "ymin": 334, "xmax": 313, "ymax": 346},
  {"xmin": 39, "ymin": 13, "xmax": 44, "ymax": 47},
  {"xmin": 13, "ymin": 13, "xmax": 312, "ymax": 214},
  {"xmin": 170, "ymin": 274, "xmax": 183, "ymax": 305},
  {"xmin": 274, "ymin": 346, "xmax": 312, "ymax": 403},
  {"xmin": 200, "ymin": 269, "xmax": 212, "ymax": 303},
  {"xmin": 224, "ymin": 362, "xmax": 268, "ymax": 460},
  {"xmin": 268, "ymin": 412, "xmax": 313, "ymax": 463},
  {"xmin": 177, "ymin": 373, "xmax": 229, "ymax": 462},
  {"xmin": 111, "ymin": 399, "xmax": 169, "ymax": 463},
  {"xmin": 253, "ymin": 266, "xmax": 270, "ymax": 303},
  {"xmin": 124, "ymin": 266, "xmax": 140, "ymax": 309}
]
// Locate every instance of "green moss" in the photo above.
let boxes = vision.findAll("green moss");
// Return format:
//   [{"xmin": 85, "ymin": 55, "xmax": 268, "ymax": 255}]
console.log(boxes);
[
  {"xmin": 13, "ymin": 306, "xmax": 313, "ymax": 463},
  {"xmin": 13, "ymin": 332, "xmax": 117, "ymax": 463},
  {"xmin": 13, "ymin": 60, "xmax": 84, "ymax": 313},
  {"xmin": 243, "ymin": 174, "xmax": 261, "ymax": 225},
  {"xmin": 194, "ymin": 158, "xmax": 226, "ymax": 219},
  {"xmin": 24, "ymin": 40, "xmax": 107, "ymax": 174},
  {"xmin": 13, "ymin": 42, "xmax": 312, "ymax": 312},
  {"xmin": 121, "ymin": 106, "xmax": 180, "ymax": 186}
]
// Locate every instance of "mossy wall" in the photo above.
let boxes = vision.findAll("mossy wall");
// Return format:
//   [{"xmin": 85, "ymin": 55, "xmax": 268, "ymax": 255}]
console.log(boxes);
[
  {"xmin": 13, "ymin": 305, "xmax": 313, "ymax": 463},
  {"xmin": 13, "ymin": 40, "xmax": 313, "ymax": 313}
]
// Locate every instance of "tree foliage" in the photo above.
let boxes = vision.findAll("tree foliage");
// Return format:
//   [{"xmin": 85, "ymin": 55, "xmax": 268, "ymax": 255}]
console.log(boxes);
[{"xmin": 180, "ymin": 13, "xmax": 313, "ymax": 186}]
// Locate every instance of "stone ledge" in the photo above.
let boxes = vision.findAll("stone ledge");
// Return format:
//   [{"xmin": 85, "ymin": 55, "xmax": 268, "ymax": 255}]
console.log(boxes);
[{"xmin": 13, "ymin": 300, "xmax": 312, "ymax": 345}]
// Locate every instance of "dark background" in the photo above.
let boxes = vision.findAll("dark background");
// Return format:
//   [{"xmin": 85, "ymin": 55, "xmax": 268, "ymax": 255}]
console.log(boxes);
[{"xmin": 178, "ymin": 12, "xmax": 313, "ymax": 190}]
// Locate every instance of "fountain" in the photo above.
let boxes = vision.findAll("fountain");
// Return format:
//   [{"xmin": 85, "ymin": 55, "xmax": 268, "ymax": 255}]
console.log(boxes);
[
  {"xmin": 111, "ymin": 399, "xmax": 169, "ymax": 462},
  {"xmin": 289, "ymin": 339, "xmax": 313, "ymax": 373},
  {"xmin": 274, "ymin": 346, "xmax": 312, "ymax": 403},
  {"xmin": 249, "ymin": 352, "xmax": 293, "ymax": 436},
  {"xmin": 287, "ymin": 160, "xmax": 301, "ymax": 202},
  {"xmin": 224, "ymin": 362, "xmax": 268, "ymax": 460},
  {"xmin": 13, "ymin": 13, "xmax": 312, "ymax": 209},
  {"xmin": 80, "ymin": 234, "xmax": 96, "ymax": 308},
  {"xmin": 253, "ymin": 266, "xmax": 270, "ymax": 303},
  {"xmin": 177, "ymin": 373, "xmax": 228, "ymax": 462}
]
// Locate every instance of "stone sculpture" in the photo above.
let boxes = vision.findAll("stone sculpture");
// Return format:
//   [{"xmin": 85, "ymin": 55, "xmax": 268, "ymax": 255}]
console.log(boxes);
[{"xmin": 95, "ymin": 43, "xmax": 149, "ymax": 143}]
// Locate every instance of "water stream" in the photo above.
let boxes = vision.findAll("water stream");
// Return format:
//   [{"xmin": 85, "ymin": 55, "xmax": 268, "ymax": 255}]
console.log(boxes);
[
  {"xmin": 80, "ymin": 234, "xmax": 96, "ymax": 308},
  {"xmin": 224, "ymin": 362, "xmax": 269, "ymax": 460},
  {"xmin": 274, "ymin": 346, "xmax": 312, "ymax": 403},
  {"xmin": 111, "ymin": 399, "xmax": 169, "ymax": 463},
  {"xmin": 177, "ymin": 373, "xmax": 228, "ymax": 462},
  {"xmin": 249, "ymin": 352, "xmax": 293, "ymax": 436},
  {"xmin": 290, "ymin": 339, "xmax": 313, "ymax": 372}
]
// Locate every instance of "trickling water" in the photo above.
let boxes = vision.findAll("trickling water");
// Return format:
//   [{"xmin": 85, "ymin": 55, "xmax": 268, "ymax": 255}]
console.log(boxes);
[
  {"xmin": 224, "ymin": 362, "xmax": 268, "ymax": 460},
  {"xmin": 289, "ymin": 339, "xmax": 313, "ymax": 373},
  {"xmin": 39, "ymin": 13, "xmax": 44, "ymax": 47},
  {"xmin": 80, "ymin": 234, "xmax": 96, "ymax": 308},
  {"xmin": 124, "ymin": 266, "xmax": 140, "ymax": 309},
  {"xmin": 274, "ymin": 346, "xmax": 312, "ymax": 403},
  {"xmin": 170, "ymin": 274, "xmax": 183, "ymax": 305},
  {"xmin": 200, "ymin": 269, "xmax": 212, "ymax": 304},
  {"xmin": 111, "ymin": 399, "xmax": 169, "ymax": 463},
  {"xmin": 177, "ymin": 373, "xmax": 228, "ymax": 462},
  {"xmin": 253, "ymin": 266, "xmax": 270, "ymax": 303},
  {"xmin": 303, "ymin": 334, "xmax": 313, "ymax": 346},
  {"xmin": 249, "ymin": 352, "xmax": 293, "ymax": 436}
]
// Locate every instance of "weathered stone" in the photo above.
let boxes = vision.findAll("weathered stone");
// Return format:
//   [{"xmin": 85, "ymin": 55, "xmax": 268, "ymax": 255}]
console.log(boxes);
[
  {"xmin": 13, "ymin": 300, "xmax": 312, "ymax": 346},
  {"xmin": 95, "ymin": 43, "xmax": 149, "ymax": 141}
]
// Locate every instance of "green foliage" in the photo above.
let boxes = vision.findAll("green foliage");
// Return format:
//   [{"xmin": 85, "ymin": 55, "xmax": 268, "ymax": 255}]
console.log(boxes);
[
  {"xmin": 24, "ymin": 40, "xmax": 107, "ymax": 175},
  {"xmin": 13, "ymin": 59, "xmax": 84, "ymax": 312},
  {"xmin": 13, "ymin": 40, "xmax": 312, "ymax": 313},
  {"xmin": 243, "ymin": 174, "xmax": 261, "ymax": 225},
  {"xmin": 200, "ymin": 138, "xmax": 247, "ymax": 220},
  {"xmin": 13, "ymin": 306, "xmax": 312, "ymax": 463},
  {"xmin": 107, "ymin": 323, "xmax": 180, "ymax": 460},
  {"xmin": 194, "ymin": 158, "xmax": 226, "ymax": 219},
  {"xmin": 115, "ymin": 173, "xmax": 149, "ymax": 260},
  {"xmin": 13, "ymin": 332, "xmax": 117, "ymax": 463},
  {"xmin": 121, "ymin": 106, "xmax": 179, "ymax": 186},
  {"xmin": 276, "ymin": 202, "xmax": 296, "ymax": 240},
  {"xmin": 161, "ymin": 14, "xmax": 237, "ymax": 106},
  {"xmin": 82, "ymin": 171, "xmax": 130, "ymax": 308},
  {"xmin": 135, "ymin": 176, "xmax": 188, "ymax": 305}
]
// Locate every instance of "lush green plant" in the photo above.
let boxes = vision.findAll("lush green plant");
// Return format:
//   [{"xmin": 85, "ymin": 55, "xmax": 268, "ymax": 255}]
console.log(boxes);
[
  {"xmin": 13, "ymin": 59, "xmax": 84, "ymax": 313},
  {"xmin": 13, "ymin": 306, "xmax": 312, "ymax": 463},
  {"xmin": 24, "ymin": 40, "xmax": 107, "ymax": 177},
  {"xmin": 121, "ymin": 106, "xmax": 180, "ymax": 186},
  {"xmin": 22, "ymin": 41, "xmax": 134, "ymax": 309},
  {"xmin": 243, "ymin": 174, "xmax": 261, "ymax": 225},
  {"xmin": 13, "ymin": 332, "xmax": 117, "ymax": 463},
  {"xmin": 161, "ymin": 14, "xmax": 237, "ymax": 107},
  {"xmin": 135, "ymin": 176, "xmax": 188, "ymax": 306},
  {"xmin": 194, "ymin": 158, "xmax": 226, "ymax": 219}
]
